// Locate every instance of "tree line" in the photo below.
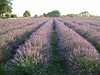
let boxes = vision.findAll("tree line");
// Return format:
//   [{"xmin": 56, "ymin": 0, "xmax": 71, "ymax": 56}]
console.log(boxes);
[{"xmin": 0, "ymin": 0, "xmax": 99, "ymax": 18}]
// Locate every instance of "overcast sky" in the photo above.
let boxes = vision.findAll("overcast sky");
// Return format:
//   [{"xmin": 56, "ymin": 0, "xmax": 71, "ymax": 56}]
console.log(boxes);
[{"xmin": 12, "ymin": 0, "xmax": 100, "ymax": 16}]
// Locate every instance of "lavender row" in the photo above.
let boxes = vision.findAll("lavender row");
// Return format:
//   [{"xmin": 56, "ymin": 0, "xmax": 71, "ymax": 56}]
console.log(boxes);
[
  {"xmin": 62, "ymin": 18, "xmax": 100, "ymax": 53},
  {"xmin": 55, "ymin": 20, "xmax": 100, "ymax": 74},
  {"xmin": 7, "ymin": 19, "xmax": 53, "ymax": 74},
  {"xmin": 60, "ymin": 18, "xmax": 100, "ymax": 31},
  {"xmin": 66, "ymin": 18, "xmax": 100, "ymax": 32},
  {"xmin": 0, "ymin": 18, "xmax": 35, "ymax": 34},
  {"xmin": 0, "ymin": 18, "xmax": 36, "ymax": 27},
  {"xmin": 0, "ymin": 18, "xmax": 49, "ymax": 27},
  {"xmin": 0, "ymin": 18, "xmax": 47, "ymax": 35},
  {"xmin": 61, "ymin": 18, "xmax": 100, "ymax": 26},
  {"xmin": 72, "ymin": 18, "xmax": 100, "ymax": 27},
  {"xmin": 0, "ymin": 19, "xmax": 48, "ymax": 61}
]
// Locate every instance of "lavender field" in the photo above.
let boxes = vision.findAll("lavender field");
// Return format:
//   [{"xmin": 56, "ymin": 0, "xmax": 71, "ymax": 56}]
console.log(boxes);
[{"xmin": 0, "ymin": 18, "xmax": 100, "ymax": 75}]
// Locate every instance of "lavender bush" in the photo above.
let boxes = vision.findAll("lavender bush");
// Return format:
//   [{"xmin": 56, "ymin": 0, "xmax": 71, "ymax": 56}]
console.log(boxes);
[
  {"xmin": 7, "ymin": 19, "xmax": 53, "ymax": 75},
  {"xmin": 0, "ymin": 18, "xmax": 48, "ymax": 62},
  {"xmin": 61, "ymin": 18, "xmax": 100, "ymax": 53},
  {"xmin": 55, "ymin": 20, "xmax": 100, "ymax": 74}
]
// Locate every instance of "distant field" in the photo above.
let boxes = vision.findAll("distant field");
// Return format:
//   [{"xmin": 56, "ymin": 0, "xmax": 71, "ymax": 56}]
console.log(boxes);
[{"xmin": 0, "ymin": 18, "xmax": 100, "ymax": 75}]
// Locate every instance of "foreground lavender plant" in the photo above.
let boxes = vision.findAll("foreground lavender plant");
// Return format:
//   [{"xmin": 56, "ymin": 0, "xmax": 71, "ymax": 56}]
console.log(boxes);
[
  {"xmin": 55, "ymin": 20, "xmax": 100, "ymax": 74},
  {"xmin": 7, "ymin": 19, "xmax": 53, "ymax": 75},
  {"xmin": 0, "ymin": 18, "xmax": 48, "ymax": 61}
]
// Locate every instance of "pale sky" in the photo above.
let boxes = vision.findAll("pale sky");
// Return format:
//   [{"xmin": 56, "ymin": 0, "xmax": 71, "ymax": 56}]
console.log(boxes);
[{"xmin": 12, "ymin": 0, "xmax": 100, "ymax": 16}]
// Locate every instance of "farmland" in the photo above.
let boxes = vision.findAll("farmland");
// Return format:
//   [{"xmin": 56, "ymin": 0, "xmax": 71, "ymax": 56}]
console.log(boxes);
[{"xmin": 0, "ymin": 18, "xmax": 100, "ymax": 75}]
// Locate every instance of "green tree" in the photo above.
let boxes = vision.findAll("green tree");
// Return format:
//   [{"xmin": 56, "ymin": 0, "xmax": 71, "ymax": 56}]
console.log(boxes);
[
  {"xmin": 0, "ymin": 0, "xmax": 12, "ymax": 17},
  {"xmin": 34, "ymin": 14, "xmax": 38, "ymax": 18},
  {"xmin": 11, "ymin": 14, "xmax": 17, "ymax": 18},
  {"xmin": 79, "ymin": 11, "xmax": 91, "ymax": 17},
  {"xmin": 43, "ymin": 13, "xmax": 47, "ymax": 17},
  {"xmin": 47, "ymin": 10, "xmax": 60, "ymax": 17},
  {"xmin": 66, "ymin": 14, "xmax": 80, "ymax": 18},
  {"xmin": 66, "ymin": 14, "xmax": 75, "ymax": 18},
  {"xmin": 23, "ymin": 10, "xmax": 31, "ymax": 17},
  {"xmin": 5, "ymin": 13, "xmax": 11, "ymax": 18}
]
